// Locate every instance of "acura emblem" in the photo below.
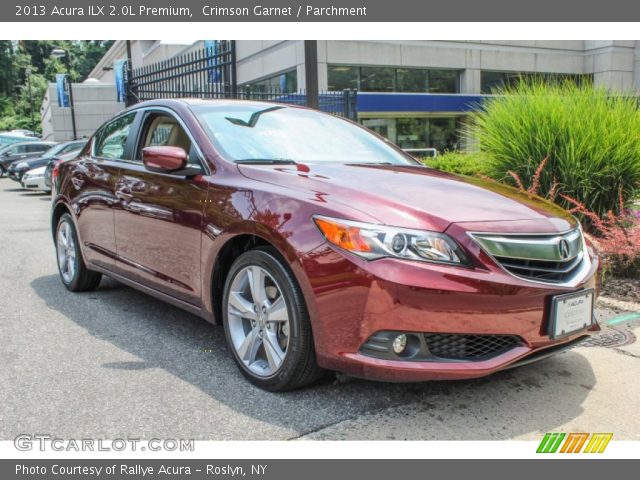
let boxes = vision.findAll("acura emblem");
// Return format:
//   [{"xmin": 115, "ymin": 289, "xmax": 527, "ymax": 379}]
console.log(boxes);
[{"xmin": 558, "ymin": 239, "xmax": 571, "ymax": 260}]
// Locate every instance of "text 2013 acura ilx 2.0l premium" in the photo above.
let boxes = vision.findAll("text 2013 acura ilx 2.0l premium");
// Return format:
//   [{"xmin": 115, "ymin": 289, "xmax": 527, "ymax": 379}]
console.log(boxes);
[{"xmin": 51, "ymin": 100, "xmax": 599, "ymax": 391}]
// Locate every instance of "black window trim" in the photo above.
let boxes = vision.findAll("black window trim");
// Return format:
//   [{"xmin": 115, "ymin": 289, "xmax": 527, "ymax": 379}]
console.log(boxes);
[
  {"xmin": 91, "ymin": 105, "xmax": 210, "ymax": 176},
  {"xmin": 91, "ymin": 110, "xmax": 140, "ymax": 162},
  {"xmin": 132, "ymin": 106, "xmax": 210, "ymax": 176}
]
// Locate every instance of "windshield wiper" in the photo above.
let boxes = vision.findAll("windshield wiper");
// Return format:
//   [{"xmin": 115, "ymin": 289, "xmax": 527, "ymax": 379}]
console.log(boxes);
[
  {"xmin": 235, "ymin": 158, "xmax": 297, "ymax": 165},
  {"xmin": 348, "ymin": 162, "xmax": 394, "ymax": 165}
]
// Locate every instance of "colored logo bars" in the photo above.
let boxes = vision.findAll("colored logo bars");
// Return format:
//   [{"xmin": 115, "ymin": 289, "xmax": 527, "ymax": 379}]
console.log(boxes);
[{"xmin": 537, "ymin": 433, "xmax": 613, "ymax": 453}]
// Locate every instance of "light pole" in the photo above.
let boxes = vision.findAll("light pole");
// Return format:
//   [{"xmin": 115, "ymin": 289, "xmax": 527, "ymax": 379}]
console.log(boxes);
[
  {"xmin": 50, "ymin": 47, "xmax": 77, "ymax": 140},
  {"xmin": 25, "ymin": 67, "xmax": 34, "ymax": 132}
]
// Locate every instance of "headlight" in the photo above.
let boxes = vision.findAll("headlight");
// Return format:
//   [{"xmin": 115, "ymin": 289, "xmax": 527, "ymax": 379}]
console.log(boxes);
[
  {"xmin": 313, "ymin": 215, "xmax": 469, "ymax": 266},
  {"xmin": 15, "ymin": 162, "xmax": 28, "ymax": 169}
]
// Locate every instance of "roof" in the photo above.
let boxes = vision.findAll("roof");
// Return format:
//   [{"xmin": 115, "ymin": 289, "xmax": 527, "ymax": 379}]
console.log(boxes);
[{"xmin": 127, "ymin": 98, "xmax": 306, "ymax": 111}]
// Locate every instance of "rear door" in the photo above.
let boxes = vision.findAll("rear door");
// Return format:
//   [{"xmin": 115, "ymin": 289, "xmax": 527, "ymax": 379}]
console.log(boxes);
[
  {"xmin": 113, "ymin": 108, "xmax": 208, "ymax": 306},
  {"xmin": 1, "ymin": 144, "xmax": 29, "ymax": 168},
  {"xmin": 69, "ymin": 111, "xmax": 138, "ymax": 270},
  {"xmin": 25, "ymin": 143, "xmax": 52, "ymax": 158}
]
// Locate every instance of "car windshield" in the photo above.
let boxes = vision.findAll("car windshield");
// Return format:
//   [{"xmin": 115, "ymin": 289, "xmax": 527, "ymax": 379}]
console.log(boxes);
[
  {"xmin": 192, "ymin": 104, "xmax": 417, "ymax": 165},
  {"xmin": 42, "ymin": 142, "xmax": 79, "ymax": 158}
]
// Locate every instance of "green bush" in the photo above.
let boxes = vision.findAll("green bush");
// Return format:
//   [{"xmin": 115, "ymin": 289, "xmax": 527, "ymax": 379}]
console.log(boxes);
[
  {"xmin": 467, "ymin": 80, "xmax": 640, "ymax": 218},
  {"xmin": 423, "ymin": 151, "xmax": 491, "ymax": 177}
]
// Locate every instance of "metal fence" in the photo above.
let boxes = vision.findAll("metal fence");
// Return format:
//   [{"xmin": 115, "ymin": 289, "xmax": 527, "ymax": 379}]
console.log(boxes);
[
  {"xmin": 235, "ymin": 88, "xmax": 357, "ymax": 121},
  {"xmin": 125, "ymin": 41, "xmax": 237, "ymax": 104},
  {"xmin": 125, "ymin": 42, "xmax": 358, "ymax": 121}
]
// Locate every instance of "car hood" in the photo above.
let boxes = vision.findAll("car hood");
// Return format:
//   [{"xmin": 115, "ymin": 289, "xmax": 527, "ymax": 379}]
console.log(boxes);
[
  {"xmin": 19, "ymin": 158, "xmax": 49, "ymax": 169},
  {"xmin": 25, "ymin": 166, "xmax": 46, "ymax": 175},
  {"xmin": 237, "ymin": 162, "xmax": 576, "ymax": 233}
]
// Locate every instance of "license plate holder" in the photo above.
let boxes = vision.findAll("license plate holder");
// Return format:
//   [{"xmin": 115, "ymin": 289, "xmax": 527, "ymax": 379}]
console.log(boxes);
[{"xmin": 549, "ymin": 289, "xmax": 594, "ymax": 339}]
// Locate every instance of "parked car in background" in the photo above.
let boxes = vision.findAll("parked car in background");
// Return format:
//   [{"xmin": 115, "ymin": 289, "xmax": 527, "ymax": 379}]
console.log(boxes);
[
  {"xmin": 52, "ymin": 99, "xmax": 599, "ymax": 391},
  {"xmin": 0, "ymin": 141, "xmax": 55, "ymax": 177},
  {"xmin": 0, "ymin": 131, "xmax": 41, "ymax": 149},
  {"xmin": 8, "ymin": 140, "xmax": 85, "ymax": 183},
  {"xmin": 45, "ymin": 149, "xmax": 83, "ymax": 191},
  {"xmin": 21, "ymin": 166, "xmax": 49, "ymax": 193},
  {"xmin": 8, "ymin": 129, "xmax": 39, "ymax": 138}
]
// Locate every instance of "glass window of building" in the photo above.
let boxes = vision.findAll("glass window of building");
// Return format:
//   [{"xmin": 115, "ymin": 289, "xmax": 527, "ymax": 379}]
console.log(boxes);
[
  {"xmin": 360, "ymin": 67, "xmax": 396, "ymax": 92},
  {"xmin": 328, "ymin": 65, "xmax": 460, "ymax": 93},
  {"xmin": 481, "ymin": 71, "xmax": 593, "ymax": 94},
  {"xmin": 396, "ymin": 68, "xmax": 428, "ymax": 92},
  {"xmin": 327, "ymin": 65, "xmax": 359, "ymax": 91},
  {"xmin": 428, "ymin": 70, "xmax": 459, "ymax": 93},
  {"xmin": 361, "ymin": 116, "xmax": 461, "ymax": 153},
  {"xmin": 241, "ymin": 69, "xmax": 297, "ymax": 92}
]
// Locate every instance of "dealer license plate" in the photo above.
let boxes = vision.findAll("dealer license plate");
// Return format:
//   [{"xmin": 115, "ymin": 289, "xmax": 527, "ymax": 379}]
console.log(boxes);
[{"xmin": 549, "ymin": 289, "xmax": 594, "ymax": 339}]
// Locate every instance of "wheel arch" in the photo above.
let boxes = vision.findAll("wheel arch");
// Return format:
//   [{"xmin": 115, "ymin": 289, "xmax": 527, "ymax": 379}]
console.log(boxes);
[
  {"xmin": 51, "ymin": 200, "xmax": 72, "ymax": 241},
  {"xmin": 206, "ymin": 228, "xmax": 319, "ymax": 330}
]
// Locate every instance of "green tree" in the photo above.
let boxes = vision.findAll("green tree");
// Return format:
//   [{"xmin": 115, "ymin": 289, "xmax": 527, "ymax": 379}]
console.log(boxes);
[{"xmin": 0, "ymin": 40, "xmax": 114, "ymax": 134}]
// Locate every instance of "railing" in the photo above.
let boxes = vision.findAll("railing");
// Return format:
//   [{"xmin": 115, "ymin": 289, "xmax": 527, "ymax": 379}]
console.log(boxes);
[
  {"xmin": 126, "ymin": 41, "xmax": 237, "ymax": 105},
  {"xmin": 125, "ymin": 43, "xmax": 358, "ymax": 120}
]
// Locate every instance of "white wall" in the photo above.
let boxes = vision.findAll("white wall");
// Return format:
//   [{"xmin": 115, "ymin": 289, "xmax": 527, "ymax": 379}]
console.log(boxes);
[{"xmin": 40, "ymin": 83, "xmax": 125, "ymax": 142}]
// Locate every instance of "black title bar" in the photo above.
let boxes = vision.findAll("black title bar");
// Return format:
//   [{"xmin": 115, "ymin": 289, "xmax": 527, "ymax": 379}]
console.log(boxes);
[{"xmin": 7, "ymin": 0, "xmax": 640, "ymax": 22}]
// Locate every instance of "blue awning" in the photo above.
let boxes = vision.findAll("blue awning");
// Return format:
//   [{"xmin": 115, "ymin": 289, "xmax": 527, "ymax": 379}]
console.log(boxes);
[{"xmin": 357, "ymin": 92, "xmax": 485, "ymax": 113}]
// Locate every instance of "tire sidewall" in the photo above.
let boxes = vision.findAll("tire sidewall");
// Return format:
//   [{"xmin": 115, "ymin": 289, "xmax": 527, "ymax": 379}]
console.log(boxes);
[{"xmin": 222, "ymin": 249, "xmax": 309, "ymax": 390}]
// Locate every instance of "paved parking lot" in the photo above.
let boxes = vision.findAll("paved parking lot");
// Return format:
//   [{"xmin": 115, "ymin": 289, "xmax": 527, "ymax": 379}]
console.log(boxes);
[{"xmin": 1, "ymin": 180, "xmax": 639, "ymax": 441}]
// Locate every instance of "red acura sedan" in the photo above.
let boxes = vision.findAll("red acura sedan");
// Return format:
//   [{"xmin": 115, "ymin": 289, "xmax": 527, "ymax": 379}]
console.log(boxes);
[{"xmin": 51, "ymin": 99, "xmax": 599, "ymax": 391}]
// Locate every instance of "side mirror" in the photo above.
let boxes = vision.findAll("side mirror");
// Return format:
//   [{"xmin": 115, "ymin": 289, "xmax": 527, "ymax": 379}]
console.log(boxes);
[
  {"xmin": 2, "ymin": 151, "xmax": 10, "ymax": 156},
  {"xmin": 142, "ymin": 146, "xmax": 187, "ymax": 173}
]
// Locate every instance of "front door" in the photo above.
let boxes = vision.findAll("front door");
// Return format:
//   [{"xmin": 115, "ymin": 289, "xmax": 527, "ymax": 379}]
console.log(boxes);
[
  {"xmin": 73, "ymin": 111, "xmax": 138, "ymax": 270},
  {"xmin": 113, "ymin": 110, "xmax": 208, "ymax": 306}
]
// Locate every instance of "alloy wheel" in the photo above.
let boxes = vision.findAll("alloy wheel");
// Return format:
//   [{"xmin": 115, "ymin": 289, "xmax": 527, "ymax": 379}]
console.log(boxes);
[
  {"xmin": 226, "ymin": 265, "xmax": 290, "ymax": 377},
  {"xmin": 56, "ymin": 221, "xmax": 76, "ymax": 284}
]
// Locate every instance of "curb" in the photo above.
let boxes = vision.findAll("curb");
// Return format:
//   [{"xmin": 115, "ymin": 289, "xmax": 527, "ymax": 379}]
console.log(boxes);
[{"xmin": 597, "ymin": 295, "xmax": 640, "ymax": 313}]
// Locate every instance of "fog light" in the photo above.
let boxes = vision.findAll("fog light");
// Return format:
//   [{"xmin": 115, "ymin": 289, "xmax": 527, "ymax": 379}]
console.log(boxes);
[{"xmin": 392, "ymin": 334, "xmax": 407, "ymax": 354}]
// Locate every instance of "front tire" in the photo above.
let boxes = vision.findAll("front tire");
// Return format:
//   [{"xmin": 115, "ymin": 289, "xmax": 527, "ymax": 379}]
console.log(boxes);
[
  {"xmin": 0, "ymin": 165, "xmax": 5, "ymax": 178},
  {"xmin": 55, "ymin": 213, "xmax": 102, "ymax": 292},
  {"xmin": 222, "ymin": 247, "xmax": 322, "ymax": 391}
]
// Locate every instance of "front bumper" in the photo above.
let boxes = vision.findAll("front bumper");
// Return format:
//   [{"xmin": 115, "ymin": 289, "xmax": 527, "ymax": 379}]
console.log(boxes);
[
  {"xmin": 301, "ymin": 243, "xmax": 599, "ymax": 382},
  {"xmin": 22, "ymin": 176, "xmax": 47, "ymax": 191},
  {"xmin": 8, "ymin": 170, "xmax": 24, "ymax": 182}
]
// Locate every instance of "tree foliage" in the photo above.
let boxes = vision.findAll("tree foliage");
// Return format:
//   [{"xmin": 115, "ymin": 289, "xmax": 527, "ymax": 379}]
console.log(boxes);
[{"xmin": 0, "ymin": 40, "xmax": 114, "ymax": 133}]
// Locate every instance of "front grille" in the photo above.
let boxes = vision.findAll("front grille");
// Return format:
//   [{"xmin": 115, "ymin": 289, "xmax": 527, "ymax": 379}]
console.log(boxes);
[
  {"xmin": 424, "ymin": 333, "xmax": 521, "ymax": 360},
  {"xmin": 470, "ymin": 228, "xmax": 589, "ymax": 285},
  {"xmin": 494, "ymin": 253, "xmax": 584, "ymax": 283}
]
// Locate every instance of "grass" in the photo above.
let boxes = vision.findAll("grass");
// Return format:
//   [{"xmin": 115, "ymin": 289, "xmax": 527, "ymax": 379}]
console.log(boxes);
[{"xmin": 466, "ymin": 80, "xmax": 640, "ymax": 218}]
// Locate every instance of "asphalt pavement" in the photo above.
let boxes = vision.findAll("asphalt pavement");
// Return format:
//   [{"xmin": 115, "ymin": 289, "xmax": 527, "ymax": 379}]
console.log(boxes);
[{"xmin": 1, "ymin": 180, "xmax": 639, "ymax": 441}]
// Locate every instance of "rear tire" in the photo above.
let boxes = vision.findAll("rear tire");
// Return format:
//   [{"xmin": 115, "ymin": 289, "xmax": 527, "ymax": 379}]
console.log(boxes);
[
  {"xmin": 222, "ymin": 247, "xmax": 322, "ymax": 391},
  {"xmin": 55, "ymin": 213, "xmax": 102, "ymax": 292}
]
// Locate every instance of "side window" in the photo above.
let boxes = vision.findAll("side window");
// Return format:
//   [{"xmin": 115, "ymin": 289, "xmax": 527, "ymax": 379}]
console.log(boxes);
[
  {"xmin": 94, "ymin": 113, "xmax": 136, "ymax": 160},
  {"xmin": 27, "ymin": 144, "xmax": 47, "ymax": 153},
  {"xmin": 140, "ymin": 113, "xmax": 200, "ymax": 167},
  {"xmin": 60, "ymin": 143, "xmax": 79, "ymax": 154},
  {"xmin": 16, "ymin": 144, "xmax": 30, "ymax": 154}
]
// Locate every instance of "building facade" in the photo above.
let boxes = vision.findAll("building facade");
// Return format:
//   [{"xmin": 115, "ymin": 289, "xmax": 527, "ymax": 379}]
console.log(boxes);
[
  {"xmin": 40, "ymin": 80, "xmax": 125, "ymax": 142},
  {"xmin": 81, "ymin": 40, "xmax": 640, "ymax": 152}
]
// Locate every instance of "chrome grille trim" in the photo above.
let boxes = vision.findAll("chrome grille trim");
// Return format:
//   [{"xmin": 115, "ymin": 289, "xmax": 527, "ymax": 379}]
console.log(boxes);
[
  {"xmin": 471, "ymin": 228, "xmax": 582, "ymax": 261},
  {"xmin": 469, "ymin": 228, "xmax": 592, "ymax": 287}
]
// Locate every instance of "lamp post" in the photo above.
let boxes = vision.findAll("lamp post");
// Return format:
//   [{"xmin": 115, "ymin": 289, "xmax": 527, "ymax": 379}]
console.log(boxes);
[
  {"xmin": 50, "ymin": 47, "xmax": 77, "ymax": 140},
  {"xmin": 25, "ymin": 67, "xmax": 34, "ymax": 132}
]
